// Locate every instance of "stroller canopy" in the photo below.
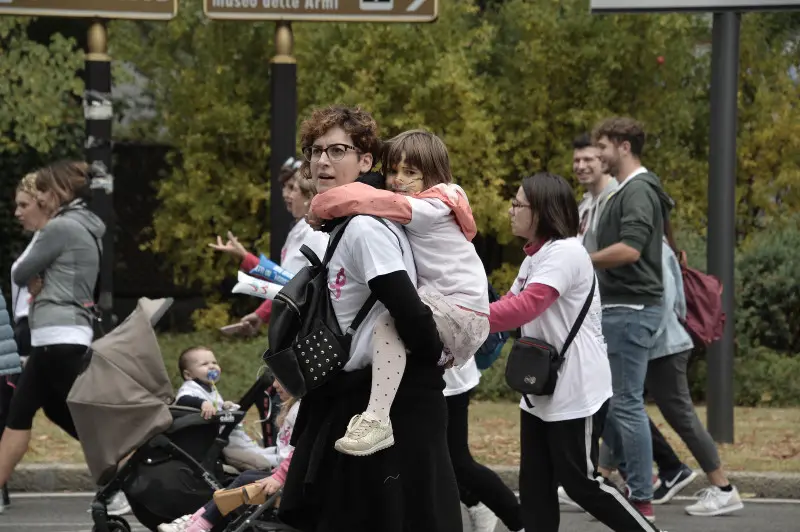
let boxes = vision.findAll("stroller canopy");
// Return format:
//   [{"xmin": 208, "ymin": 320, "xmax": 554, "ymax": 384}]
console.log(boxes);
[{"xmin": 68, "ymin": 298, "xmax": 175, "ymax": 484}]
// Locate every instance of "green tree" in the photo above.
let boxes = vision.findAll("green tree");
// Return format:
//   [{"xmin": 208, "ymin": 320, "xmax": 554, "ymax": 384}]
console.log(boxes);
[{"xmin": 0, "ymin": 17, "xmax": 83, "ymax": 294}]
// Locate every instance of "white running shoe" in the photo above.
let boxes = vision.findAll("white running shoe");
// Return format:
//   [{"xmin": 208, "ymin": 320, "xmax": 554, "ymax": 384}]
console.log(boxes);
[
  {"xmin": 557, "ymin": 486, "xmax": 584, "ymax": 511},
  {"xmin": 467, "ymin": 502, "xmax": 499, "ymax": 532},
  {"xmin": 157, "ymin": 515, "xmax": 193, "ymax": 532},
  {"xmin": 685, "ymin": 486, "xmax": 744, "ymax": 517},
  {"xmin": 334, "ymin": 412, "xmax": 394, "ymax": 456},
  {"xmin": 106, "ymin": 491, "xmax": 132, "ymax": 516}
]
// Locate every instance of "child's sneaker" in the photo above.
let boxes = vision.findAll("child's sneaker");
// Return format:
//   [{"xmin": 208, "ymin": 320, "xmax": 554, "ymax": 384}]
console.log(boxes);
[
  {"xmin": 334, "ymin": 412, "xmax": 394, "ymax": 456},
  {"xmin": 157, "ymin": 515, "xmax": 193, "ymax": 532},
  {"xmin": 685, "ymin": 486, "xmax": 744, "ymax": 517}
]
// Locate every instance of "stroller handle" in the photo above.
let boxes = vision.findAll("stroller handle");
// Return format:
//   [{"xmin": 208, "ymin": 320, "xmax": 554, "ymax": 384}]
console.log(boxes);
[{"xmin": 166, "ymin": 409, "xmax": 246, "ymax": 435}]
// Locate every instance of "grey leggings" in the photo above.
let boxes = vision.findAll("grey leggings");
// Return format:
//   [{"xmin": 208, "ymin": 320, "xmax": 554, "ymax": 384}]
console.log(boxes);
[{"xmin": 602, "ymin": 351, "xmax": 721, "ymax": 474}]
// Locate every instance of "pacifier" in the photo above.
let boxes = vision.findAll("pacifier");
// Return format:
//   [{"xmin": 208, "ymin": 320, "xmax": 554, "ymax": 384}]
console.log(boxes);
[{"xmin": 207, "ymin": 369, "xmax": 220, "ymax": 382}]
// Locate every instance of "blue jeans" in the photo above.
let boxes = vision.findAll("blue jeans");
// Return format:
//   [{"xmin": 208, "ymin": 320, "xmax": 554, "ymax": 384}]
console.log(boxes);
[{"xmin": 601, "ymin": 306, "xmax": 661, "ymax": 502}]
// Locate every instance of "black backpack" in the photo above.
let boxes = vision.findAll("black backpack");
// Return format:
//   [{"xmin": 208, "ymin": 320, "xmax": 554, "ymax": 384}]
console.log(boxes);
[{"xmin": 263, "ymin": 215, "xmax": 381, "ymax": 398}]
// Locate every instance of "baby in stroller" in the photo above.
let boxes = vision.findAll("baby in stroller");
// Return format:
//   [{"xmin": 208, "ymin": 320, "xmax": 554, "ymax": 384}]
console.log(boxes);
[
  {"xmin": 159, "ymin": 375, "xmax": 299, "ymax": 532},
  {"xmin": 174, "ymin": 346, "xmax": 293, "ymax": 471}
]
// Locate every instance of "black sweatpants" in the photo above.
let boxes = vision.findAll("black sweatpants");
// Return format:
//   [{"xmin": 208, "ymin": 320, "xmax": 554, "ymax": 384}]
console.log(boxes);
[
  {"xmin": 447, "ymin": 391, "xmax": 523, "ymax": 531},
  {"xmin": 519, "ymin": 410, "xmax": 659, "ymax": 532}
]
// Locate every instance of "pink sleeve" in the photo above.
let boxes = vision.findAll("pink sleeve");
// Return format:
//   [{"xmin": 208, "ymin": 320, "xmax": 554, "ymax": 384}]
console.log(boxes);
[
  {"xmin": 240, "ymin": 253, "xmax": 259, "ymax": 273},
  {"xmin": 416, "ymin": 186, "xmax": 478, "ymax": 241},
  {"xmin": 309, "ymin": 182, "xmax": 412, "ymax": 224},
  {"xmin": 489, "ymin": 283, "xmax": 560, "ymax": 333},
  {"xmin": 254, "ymin": 300, "xmax": 273, "ymax": 323},
  {"xmin": 270, "ymin": 449, "xmax": 293, "ymax": 485}
]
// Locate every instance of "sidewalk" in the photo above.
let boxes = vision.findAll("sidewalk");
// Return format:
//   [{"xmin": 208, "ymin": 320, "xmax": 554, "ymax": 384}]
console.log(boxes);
[{"xmin": 9, "ymin": 463, "xmax": 800, "ymax": 499}]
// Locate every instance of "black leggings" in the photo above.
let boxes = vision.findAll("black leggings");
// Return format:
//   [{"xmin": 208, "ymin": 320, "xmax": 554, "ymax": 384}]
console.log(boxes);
[
  {"xmin": 446, "ymin": 391, "xmax": 524, "ymax": 531},
  {"xmin": 5, "ymin": 344, "xmax": 87, "ymax": 438}
]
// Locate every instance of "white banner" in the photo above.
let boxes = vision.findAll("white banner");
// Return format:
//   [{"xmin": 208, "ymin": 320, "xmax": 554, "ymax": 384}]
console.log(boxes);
[{"xmin": 592, "ymin": 0, "xmax": 800, "ymax": 11}]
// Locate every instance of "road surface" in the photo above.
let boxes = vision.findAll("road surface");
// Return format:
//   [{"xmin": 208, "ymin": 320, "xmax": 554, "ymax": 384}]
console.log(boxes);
[{"xmin": 1, "ymin": 493, "xmax": 799, "ymax": 531}]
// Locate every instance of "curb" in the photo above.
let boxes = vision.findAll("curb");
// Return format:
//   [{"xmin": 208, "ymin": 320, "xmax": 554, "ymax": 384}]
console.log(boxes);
[{"xmin": 10, "ymin": 464, "xmax": 800, "ymax": 500}]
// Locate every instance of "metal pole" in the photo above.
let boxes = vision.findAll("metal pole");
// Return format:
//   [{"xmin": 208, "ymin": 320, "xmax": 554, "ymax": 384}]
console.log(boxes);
[
  {"xmin": 85, "ymin": 21, "xmax": 115, "ymax": 333},
  {"xmin": 269, "ymin": 22, "xmax": 297, "ymax": 264},
  {"xmin": 707, "ymin": 11, "xmax": 740, "ymax": 444}
]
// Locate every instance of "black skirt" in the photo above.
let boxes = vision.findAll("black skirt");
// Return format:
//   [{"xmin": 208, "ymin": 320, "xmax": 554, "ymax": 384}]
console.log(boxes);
[{"xmin": 278, "ymin": 360, "xmax": 463, "ymax": 532}]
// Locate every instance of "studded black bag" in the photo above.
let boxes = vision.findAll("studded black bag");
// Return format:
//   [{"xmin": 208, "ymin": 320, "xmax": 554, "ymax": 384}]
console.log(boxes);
[{"xmin": 263, "ymin": 216, "xmax": 385, "ymax": 398}]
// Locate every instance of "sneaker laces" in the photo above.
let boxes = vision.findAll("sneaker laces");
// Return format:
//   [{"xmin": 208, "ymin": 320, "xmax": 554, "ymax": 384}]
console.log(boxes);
[
  {"xmin": 692, "ymin": 487, "xmax": 719, "ymax": 502},
  {"xmin": 345, "ymin": 415, "xmax": 378, "ymax": 440}
]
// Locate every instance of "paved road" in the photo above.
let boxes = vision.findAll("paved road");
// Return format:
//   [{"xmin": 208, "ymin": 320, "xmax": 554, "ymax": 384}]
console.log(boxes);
[{"xmin": 1, "ymin": 493, "xmax": 799, "ymax": 531}]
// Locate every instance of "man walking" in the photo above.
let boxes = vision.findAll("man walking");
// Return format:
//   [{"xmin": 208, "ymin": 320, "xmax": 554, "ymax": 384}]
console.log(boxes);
[
  {"xmin": 589, "ymin": 117, "xmax": 673, "ymax": 523},
  {"xmin": 573, "ymin": 133, "xmax": 618, "ymax": 252}
]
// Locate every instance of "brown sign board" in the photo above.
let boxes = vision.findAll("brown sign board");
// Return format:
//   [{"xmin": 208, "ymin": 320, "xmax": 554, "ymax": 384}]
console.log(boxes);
[
  {"xmin": 591, "ymin": 0, "xmax": 800, "ymax": 11},
  {"xmin": 204, "ymin": 0, "xmax": 438, "ymax": 23},
  {"xmin": 0, "ymin": 0, "xmax": 178, "ymax": 20}
]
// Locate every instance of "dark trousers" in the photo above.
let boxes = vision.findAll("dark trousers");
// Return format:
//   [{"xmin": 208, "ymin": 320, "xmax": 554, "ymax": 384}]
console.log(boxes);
[
  {"xmin": 203, "ymin": 469, "xmax": 270, "ymax": 524},
  {"xmin": 446, "ymin": 391, "xmax": 523, "ymax": 531},
  {"xmin": 519, "ymin": 410, "xmax": 659, "ymax": 532}
]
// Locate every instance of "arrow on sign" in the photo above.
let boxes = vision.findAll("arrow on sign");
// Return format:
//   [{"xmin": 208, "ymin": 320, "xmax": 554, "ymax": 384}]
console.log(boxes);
[{"xmin": 407, "ymin": 0, "xmax": 426, "ymax": 12}]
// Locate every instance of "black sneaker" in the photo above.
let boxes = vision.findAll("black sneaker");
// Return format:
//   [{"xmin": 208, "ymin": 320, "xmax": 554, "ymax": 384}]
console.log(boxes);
[{"xmin": 653, "ymin": 464, "xmax": 698, "ymax": 505}]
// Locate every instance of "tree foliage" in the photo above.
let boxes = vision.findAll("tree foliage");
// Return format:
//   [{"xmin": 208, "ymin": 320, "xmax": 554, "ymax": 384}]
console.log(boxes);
[{"xmin": 110, "ymin": 0, "xmax": 800, "ymax": 294}]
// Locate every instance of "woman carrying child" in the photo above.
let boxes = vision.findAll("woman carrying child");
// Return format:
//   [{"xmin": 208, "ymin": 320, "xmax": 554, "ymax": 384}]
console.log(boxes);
[{"xmin": 158, "ymin": 350, "xmax": 299, "ymax": 532}]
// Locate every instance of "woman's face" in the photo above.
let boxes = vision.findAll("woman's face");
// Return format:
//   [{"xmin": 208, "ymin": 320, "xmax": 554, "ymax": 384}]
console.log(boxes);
[
  {"xmin": 509, "ymin": 186, "xmax": 537, "ymax": 241},
  {"xmin": 310, "ymin": 126, "xmax": 373, "ymax": 194},
  {"xmin": 15, "ymin": 191, "xmax": 49, "ymax": 232},
  {"xmin": 288, "ymin": 181, "xmax": 310, "ymax": 220}
]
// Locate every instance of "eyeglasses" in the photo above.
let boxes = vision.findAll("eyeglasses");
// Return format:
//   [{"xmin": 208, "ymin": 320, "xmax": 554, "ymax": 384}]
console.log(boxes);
[
  {"xmin": 510, "ymin": 200, "xmax": 530, "ymax": 210},
  {"xmin": 301, "ymin": 143, "xmax": 360, "ymax": 163}
]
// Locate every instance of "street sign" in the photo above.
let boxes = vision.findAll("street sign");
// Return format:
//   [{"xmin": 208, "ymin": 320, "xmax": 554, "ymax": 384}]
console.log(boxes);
[
  {"xmin": 204, "ymin": 0, "xmax": 438, "ymax": 22},
  {"xmin": 591, "ymin": 0, "xmax": 800, "ymax": 12},
  {"xmin": 0, "ymin": 0, "xmax": 178, "ymax": 20}
]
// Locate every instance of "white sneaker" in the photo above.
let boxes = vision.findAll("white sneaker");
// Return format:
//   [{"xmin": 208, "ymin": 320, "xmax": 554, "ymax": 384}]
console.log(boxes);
[
  {"xmin": 158, "ymin": 515, "xmax": 193, "ymax": 532},
  {"xmin": 334, "ymin": 412, "xmax": 394, "ymax": 456},
  {"xmin": 106, "ymin": 491, "xmax": 132, "ymax": 516},
  {"xmin": 467, "ymin": 502, "xmax": 498, "ymax": 532},
  {"xmin": 557, "ymin": 486, "xmax": 584, "ymax": 511},
  {"xmin": 685, "ymin": 486, "xmax": 744, "ymax": 517}
]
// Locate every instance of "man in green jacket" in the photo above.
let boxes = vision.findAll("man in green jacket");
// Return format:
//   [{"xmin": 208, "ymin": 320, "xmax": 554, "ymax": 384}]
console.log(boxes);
[{"xmin": 590, "ymin": 117, "xmax": 674, "ymax": 523}]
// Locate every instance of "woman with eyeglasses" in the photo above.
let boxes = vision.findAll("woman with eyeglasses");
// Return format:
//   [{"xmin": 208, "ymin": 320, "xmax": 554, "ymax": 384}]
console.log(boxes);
[{"xmin": 489, "ymin": 173, "xmax": 660, "ymax": 532}]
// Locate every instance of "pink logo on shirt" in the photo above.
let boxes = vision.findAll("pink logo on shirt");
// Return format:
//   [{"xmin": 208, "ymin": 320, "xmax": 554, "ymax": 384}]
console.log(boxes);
[
  {"xmin": 281, "ymin": 248, "xmax": 287, "ymax": 262},
  {"xmin": 329, "ymin": 268, "xmax": 347, "ymax": 300}
]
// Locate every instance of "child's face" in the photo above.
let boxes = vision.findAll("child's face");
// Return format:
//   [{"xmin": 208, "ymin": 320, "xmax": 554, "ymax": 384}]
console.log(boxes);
[
  {"xmin": 386, "ymin": 154, "xmax": 424, "ymax": 195},
  {"xmin": 183, "ymin": 349, "xmax": 222, "ymax": 384},
  {"xmin": 273, "ymin": 379, "xmax": 292, "ymax": 402}
]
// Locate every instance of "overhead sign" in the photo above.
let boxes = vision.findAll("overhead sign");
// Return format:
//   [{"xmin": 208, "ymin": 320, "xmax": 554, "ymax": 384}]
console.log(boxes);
[
  {"xmin": 204, "ymin": 0, "xmax": 438, "ymax": 23},
  {"xmin": 0, "ymin": 0, "xmax": 178, "ymax": 20},
  {"xmin": 591, "ymin": 0, "xmax": 800, "ymax": 11}
]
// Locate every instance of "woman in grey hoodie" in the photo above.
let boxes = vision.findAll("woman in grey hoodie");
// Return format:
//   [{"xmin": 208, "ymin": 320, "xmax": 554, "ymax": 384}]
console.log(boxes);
[{"xmin": 0, "ymin": 161, "xmax": 105, "ymax": 489}]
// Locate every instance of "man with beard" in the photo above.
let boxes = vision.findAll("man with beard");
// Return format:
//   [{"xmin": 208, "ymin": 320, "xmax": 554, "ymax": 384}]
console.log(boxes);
[
  {"xmin": 573, "ymin": 133, "xmax": 618, "ymax": 252},
  {"xmin": 589, "ymin": 117, "xmax": 674, "ymax": 524}
]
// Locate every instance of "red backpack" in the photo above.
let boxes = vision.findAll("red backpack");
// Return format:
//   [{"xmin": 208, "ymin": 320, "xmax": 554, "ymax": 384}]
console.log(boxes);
[{"xmin": 679, "ymin": 260, "xmax": 726, "ymax": 347}]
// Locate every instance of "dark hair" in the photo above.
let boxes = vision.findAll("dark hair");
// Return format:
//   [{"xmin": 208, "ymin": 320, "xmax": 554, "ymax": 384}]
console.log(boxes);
[
  {"xmin": 381, "ymin": 129, "xmax": 452, "ymax": 189},
  {"xmin": 35, "ymin": 160, "xmax": 91, "ymax": 205},
  {"xmin": 592, "ymin": 117, "xmax": 646, "ymax": 157},
  {"xmin": 298, "ymin": 105, "xmax": 381, "ymax": 180},
  {"xmin": 521, "ymin": 172, "xmax": 579, "ymax": 241},
  {"xmin": 178, "ymin": 345, "xmax": 210, "ymax": 378},
  {"xmin": 572, "ymin": 133, "xmax": 593, "ymax": 151},
  {"xmin": 279, "ymin": 157, "xmax": 302, "ymax": 184}
]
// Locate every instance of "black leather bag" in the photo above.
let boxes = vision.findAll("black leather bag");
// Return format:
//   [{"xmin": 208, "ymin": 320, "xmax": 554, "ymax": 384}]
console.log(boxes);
[{"xmin": 505, "ymin": 277, "xmax": 596, "ymax": 407}]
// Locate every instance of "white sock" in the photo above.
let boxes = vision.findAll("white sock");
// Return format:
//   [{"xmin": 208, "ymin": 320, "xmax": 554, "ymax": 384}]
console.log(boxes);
[{"xmin": 365, "ymin": 313, "xmax": 406, "ymax": 421}]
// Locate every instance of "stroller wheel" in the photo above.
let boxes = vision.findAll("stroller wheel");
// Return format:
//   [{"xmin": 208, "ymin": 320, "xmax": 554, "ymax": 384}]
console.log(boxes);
[{"xmin": 93, "ymin": 515, "xmax": 131, "ymax": 532}]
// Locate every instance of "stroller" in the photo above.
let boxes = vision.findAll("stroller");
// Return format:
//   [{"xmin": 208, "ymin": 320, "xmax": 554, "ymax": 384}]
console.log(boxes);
[{"xmin": 67, "ymin": 298, "xmax": 247, "ymax": 532}]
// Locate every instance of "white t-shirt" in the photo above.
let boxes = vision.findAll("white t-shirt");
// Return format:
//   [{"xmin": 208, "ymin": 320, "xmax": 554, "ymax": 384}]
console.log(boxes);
[
  {"xmin": 281, "ymin": 218, "xmax": 329, "ymax": 275},
  {"xmin": 325, "ymin": 217, "xmax": 417, "ymax": 372},
  {"xmin": 511, "ymin": 238, "xmax": 612, "ymax": 422},
  {"xmin": 443, "ymin": 357, "xmax": 480, "ymax": 397},
  {"xmin": 10, "ymin": 232, "xmax": 39, "ymax": 322},
  {"xmin": 405, "ymin": 191, "xmax": 489, "ymax": 314}
]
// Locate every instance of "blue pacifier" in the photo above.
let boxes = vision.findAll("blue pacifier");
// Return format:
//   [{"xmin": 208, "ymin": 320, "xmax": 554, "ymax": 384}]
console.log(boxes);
[{"xmin": 207, "ymin": 369, "xmax": 220, "ymax": 382}]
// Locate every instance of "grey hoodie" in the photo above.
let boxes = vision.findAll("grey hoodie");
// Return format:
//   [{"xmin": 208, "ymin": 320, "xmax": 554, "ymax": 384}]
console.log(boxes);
[{"xmin": 13, "ymin": 200, "xmax": 106, "ymax": 335}]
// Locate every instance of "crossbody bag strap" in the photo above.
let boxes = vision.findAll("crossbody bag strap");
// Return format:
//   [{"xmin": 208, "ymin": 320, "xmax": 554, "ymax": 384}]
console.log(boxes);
[{"xmin": 558, "ymin": 276, "xmax": 596, "ymax": 359}]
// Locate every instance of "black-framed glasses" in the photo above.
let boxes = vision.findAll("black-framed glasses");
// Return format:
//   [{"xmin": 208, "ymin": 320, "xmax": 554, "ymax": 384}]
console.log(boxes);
[{"xmin": 302, "ymin": 143, "xmax": 360, "ymax": 163}]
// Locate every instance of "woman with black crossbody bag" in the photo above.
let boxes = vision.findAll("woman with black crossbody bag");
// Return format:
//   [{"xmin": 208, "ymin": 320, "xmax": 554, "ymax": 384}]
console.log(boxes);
[{"xmin": 488, "ymin": 173, "xmax": 659, "ymax": 532}]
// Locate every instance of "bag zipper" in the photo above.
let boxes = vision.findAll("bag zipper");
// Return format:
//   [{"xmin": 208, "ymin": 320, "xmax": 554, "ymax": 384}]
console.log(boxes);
[
  {"xmin": 275, "ymin": 293, "xmax": 300, "ymax": 315},
  {"xmin": 517, "ymin": 339, "xmax": 550, "ymax": 350}
]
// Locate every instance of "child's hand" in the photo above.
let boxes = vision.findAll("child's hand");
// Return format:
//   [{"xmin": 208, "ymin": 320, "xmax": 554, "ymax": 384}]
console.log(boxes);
[
  {"xmin": 255, "ymin": 476, "xmax": 282, "ymax": 496},
  {"xmin": 222, "ymin": 401, "xmax": 239, "ymax": 411},
  {"xmin": 431, "ymin": 183, "xmax": 460, "ymax": 204},
  {"xmin": 208, "ymin": 231, "xmax": 247, "ymax": 261},
  {"xmin": 28, "ymin": 277, "xmax": 43, "ymax": 297},
  {"xmin": 201, "ymin": 401, "xmax": 217, "ymax": 420},
  {"xmin": 305, "ymin": 210, "xmax": 324, "ymax": 230}
]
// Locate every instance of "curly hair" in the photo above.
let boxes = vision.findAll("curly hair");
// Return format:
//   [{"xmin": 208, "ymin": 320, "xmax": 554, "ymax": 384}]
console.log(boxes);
[
  {"xmin": 16, "ymin": 172, "xmax": 38, "ymax": 197},
  {"xmin": 592, "ymin": 117, "xmax": 646, "ymax": 157},
  {"xmin": 298, "ymin": 105, "xmax": 380, "ymax": 179}
]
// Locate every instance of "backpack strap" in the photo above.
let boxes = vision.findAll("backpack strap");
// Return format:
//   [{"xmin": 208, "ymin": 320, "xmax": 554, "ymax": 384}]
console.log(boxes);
[{"xmin": 558, "ymin": 276, "xmax": 596, "ymax": 359}]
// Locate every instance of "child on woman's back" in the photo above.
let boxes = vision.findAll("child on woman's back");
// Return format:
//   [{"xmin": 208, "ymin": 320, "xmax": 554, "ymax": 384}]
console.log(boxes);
[
  {"xmin": 174, "ymin": 346, "xmax": 296, "ymax": 470},
  {"xmin": 308, "ymin": 129, "xmax": 489, "ymax": 456}
]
